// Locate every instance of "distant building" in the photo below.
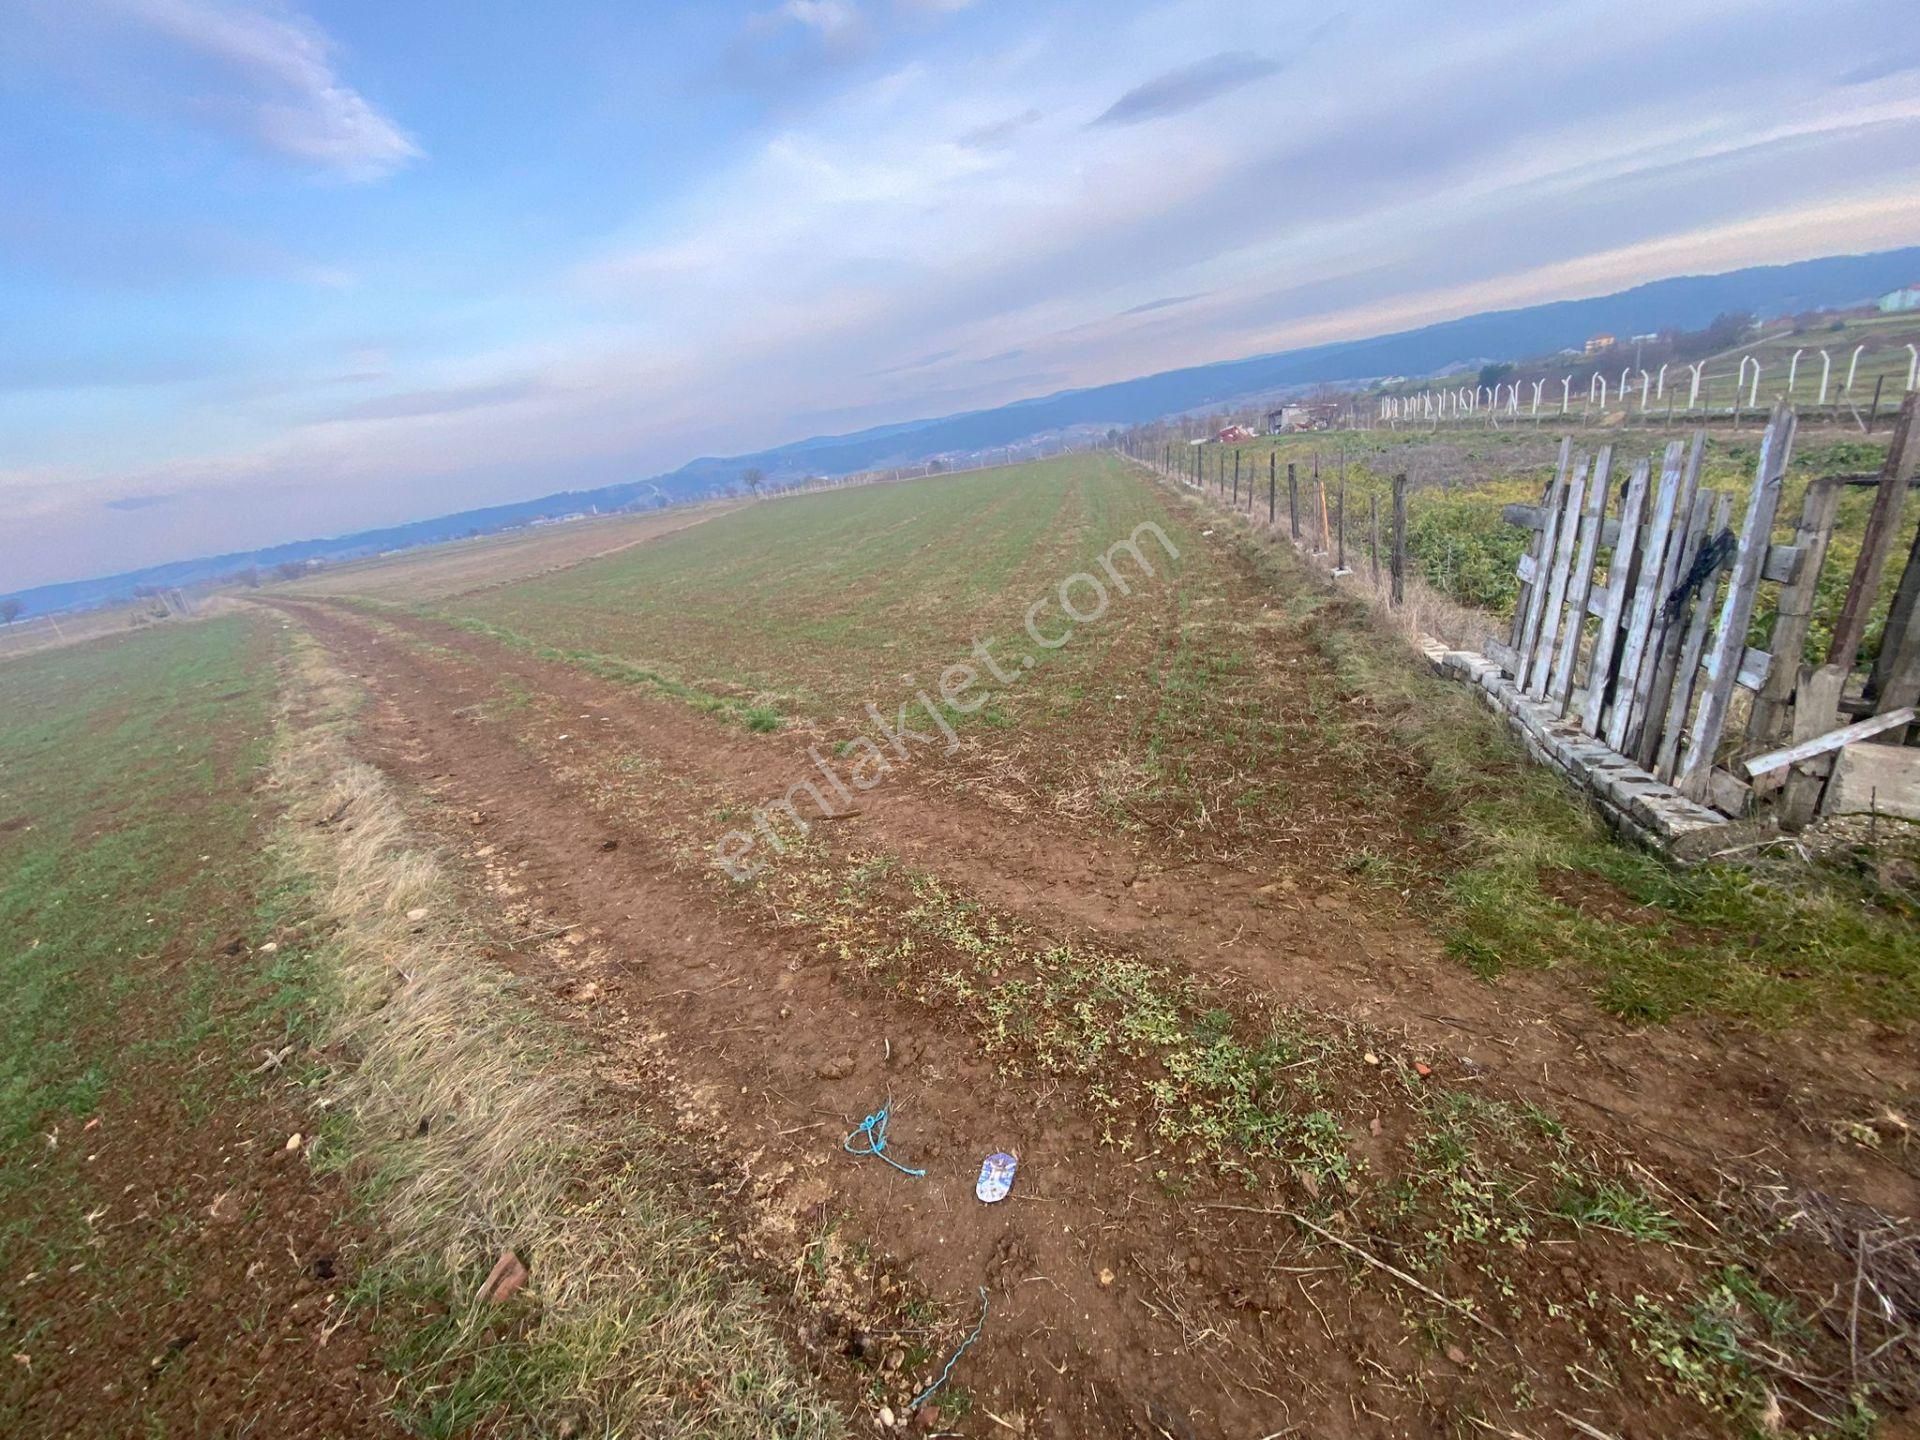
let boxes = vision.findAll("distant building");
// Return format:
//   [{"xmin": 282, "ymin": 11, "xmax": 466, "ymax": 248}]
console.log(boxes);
[
  {"xmin": 1216, "ymin": 424, "xmax": 1257, "ymax": 443},
  {"xmin": 1583, "ymin": 334, "xmax": 1617, "ymax": 355},
  {"xmin": 1629, "ymin": 332, "xmax": 1660, "ymax": 345},
  {"xmin": 1265, "ymin": 404, "xmax": 1336, "ymax": 434},
  {"xmin": 1878, "ymin": 285, "xmax": 1920, "ymax": 314}
]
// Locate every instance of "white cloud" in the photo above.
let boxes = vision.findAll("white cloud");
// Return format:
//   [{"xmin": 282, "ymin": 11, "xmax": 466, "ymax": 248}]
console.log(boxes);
[{"xmin": 103, "ymin": 0, "xmax": 421, "ymax": 179}]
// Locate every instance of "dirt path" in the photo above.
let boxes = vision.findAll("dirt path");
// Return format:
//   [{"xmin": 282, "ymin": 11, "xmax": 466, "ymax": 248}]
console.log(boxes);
[
  {"xmin": 284, "ymin": 598, "xmax": 1917, "ymax": 1225},
  {"xmin": 261, "ymin": 589, "xmax": 1920, "ymax": 1436}
]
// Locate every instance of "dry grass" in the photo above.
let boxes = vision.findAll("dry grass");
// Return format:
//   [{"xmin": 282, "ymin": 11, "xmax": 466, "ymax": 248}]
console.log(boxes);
[{"xmin": 269, "ymin": 638, "xmax": 841, "ymax": 1438}]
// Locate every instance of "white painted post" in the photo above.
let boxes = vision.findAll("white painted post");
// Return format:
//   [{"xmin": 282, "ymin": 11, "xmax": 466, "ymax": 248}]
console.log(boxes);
[
  {"xmin": 1846, "ymin": 344, "xmax": 1865, "ymax": 393},
  {"xmin": 1591, "ymin": 373, "xmax": 1608, "ymax": 407},
  {"xmin": 1907, "ymin": 343, "xmax": 1918, "ymax": 391},
  {"xmin": 1817, "ymin": 349, "xmax": 1831, "ymax": 406},
  {"xmin": 1619, "ymin": 366, "xmax": 1630, "ymax": 399},
  {"xmin": 1561, "ymin": 375, "xmax": 1572, "ymax": 413},
  {"xmin": 1639, "ymin": 370, "xmax": 1651, "ymax": 411},
  {"xmin": 1531, "ymin": 379, "xmax": 1544, "ymax": 415},
  {"xmin": 1656, "ymin": 362, "xmax": 1668, "ymax": 398},
  {"xmin": 1787, "ymin": 348, "xmax": 1803, "ymax": 393},
  {"xmin": 1688, "ymin": 362, "xmax": 1704, "ymax": 409}
]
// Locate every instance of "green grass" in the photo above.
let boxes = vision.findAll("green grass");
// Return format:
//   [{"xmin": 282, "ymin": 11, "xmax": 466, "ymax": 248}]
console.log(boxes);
[
  {"xmin": 0, "ymin": 619, "xmax": 277, "ymax": 1158},
  {"xmin": 436, "ymin": 454, "xmax": 1206, "ymax": 729},
  {"xmin": 1256, "ymin": 539, "xmax": 1920, "ymax": 1026}
]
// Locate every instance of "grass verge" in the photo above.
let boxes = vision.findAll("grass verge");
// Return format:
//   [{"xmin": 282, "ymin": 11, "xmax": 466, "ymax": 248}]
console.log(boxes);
[
  {"xmin": 1229, "ymin": 525, "xmax": 1920, "ymax": 1027},
  {"xmin": 270, "ymin": 637, "xmax": 838, "ymax": 1437}
]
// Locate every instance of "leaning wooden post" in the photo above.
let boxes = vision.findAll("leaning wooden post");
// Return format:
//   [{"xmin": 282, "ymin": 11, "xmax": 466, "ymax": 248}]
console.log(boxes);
[
  {"xmin": 1268, "ymin": 453, "xmax": 1277, "ymax": 526},
  {"xmin": 1369, "ymin": 494, "xmax": 1380, "ymax": 589},
  {"xmin": 1748, "ymin": 476, "xmax": 1843, "ymax": 743},
  {"xmin": 1868, "ymin": 514, "xmax": 1920, "ymax": 710},
  {"xmin": 1316, "ymin": 477, "xmax": 1330, "ymax": 556},
  {"xmin": 1830, "ymin": 392, "xmax": 1919, "ymax": 677},
  {"xmin": 1868, "ymin": 375, "xmax": 1885, "ymax": 433},
  {"xmin": 1288, "ymin": 463, "xmax": 1300, "ymax": 540},
  {"xmin": 1391, "ymin": 474, "xmax": 1408, "ymax": 607}
]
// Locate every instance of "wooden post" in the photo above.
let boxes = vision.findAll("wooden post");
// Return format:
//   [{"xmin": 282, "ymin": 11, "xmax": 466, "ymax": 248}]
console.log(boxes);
[
  {"xmin": 1749, "ymin": 477, "xmax": 1843, "ymax": 742},
  {"xmin": 1549, "ymin": 446, "xmax": 1614, "ymax": 710},
  {"xmin": 1604, "ymin": 442, "xmax": 1688, "ymax": 753},
  {"xmin": 1234, "ymin": 450, "xmax": 1241, "ymax": 505},
  {"xmin": 1779, "ymin": 664, "xmax": 1846, "ymax": 828},
  {"xmin": 1830, "ymin": 392, "xmax": 1918, "ymax": 677},
  {"xmin": 1335, "ymin": 484, "xmax": 1347, "ymax": 571},
  {"xmin": 1675, "ymin": 405, "xmax": 1797, "ymax": 800},
  {"xmin": 1268, "ymin": 453, "xmax": 1276, "ymax": 526},
  {"xmin": 1527, "ymin": 455, "xmax": 1591, "ymax": 697},
  {"xmin": 1655, "ymin": 491, "xmax": 1735, "ymax": 782},
  {"xmin": 1516, "ymin": 440, "xmax": 1574, "ymax": 680},
  {"xmin": 1868, "ymin": 375, "xmax": 1885, "ymax": 433},
  {"xmin": 1369, "ymin": 494, "xmax": 1380, "ymax": 589},
  {"xmin": 1583, "ymin": 458, "xmax": 1652, "ymax": 736},
  {"xmin": 1316, "ymin": 478, "xmax": 1330, "ymax": 556},
  {"xmin": 1391, "ymin": 474, "xmax": 1408, "ymax": 607},
  {"xmin": 1868, "ymin": 514, "xmax": 1920, "ymax": 715},
  {"xmin": 1288, "ymin": 463, "xmax": 1300, "ymax": 540}
]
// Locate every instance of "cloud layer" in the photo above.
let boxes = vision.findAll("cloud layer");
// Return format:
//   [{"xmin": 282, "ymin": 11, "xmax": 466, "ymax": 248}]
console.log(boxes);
[{"xmin": 2, "ymin": 0, "xmax": 1918, "ymax": 594}]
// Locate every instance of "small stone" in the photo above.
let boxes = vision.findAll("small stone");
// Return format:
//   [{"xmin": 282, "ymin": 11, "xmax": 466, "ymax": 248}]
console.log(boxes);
[
  {"xmin": 875, "ymin": 1406, "xmax": 895, "ymax": 1430},
  {"xmin": 258, "ymin": 942, "xmax": 278, "ymax": 955},
  {"xmin": 406, "ymin": 907, "xmax": 428, "ymax": 922},
  {"xmin": 817, "ymin": 1055, "xmax": 855, "ymax": 1081},
  {"xmin": 1098, "ymin": 1267, "xmax": 1115, "ymax": 1287},
  {"xmin": 1363, "ymin": 1051, "xmax": 1379, "ymax": 1066},
  {"xmin": 1445, "ymin": 1344, "xmax": 1468, "ymax": 1365},
  {"xmin": 284, "ymin": 1133, "xmax": 302, "ymax": 1152}
]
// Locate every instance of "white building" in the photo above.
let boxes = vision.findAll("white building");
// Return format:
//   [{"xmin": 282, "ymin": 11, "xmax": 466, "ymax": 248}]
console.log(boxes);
[{"xmin": 1878, "ymin": 285, "xmax": 1920, "ymax": 314}]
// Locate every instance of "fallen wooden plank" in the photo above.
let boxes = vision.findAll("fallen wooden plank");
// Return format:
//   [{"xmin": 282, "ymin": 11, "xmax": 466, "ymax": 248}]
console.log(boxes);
[{"xmin": 1742, "ymin": 708, "xmax": 1913, "ymax": 778}]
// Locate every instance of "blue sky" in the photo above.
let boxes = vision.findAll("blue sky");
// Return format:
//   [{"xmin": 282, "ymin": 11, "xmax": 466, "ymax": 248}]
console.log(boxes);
[{"xmin": 3, "ymin": 0, "xmax": 1919, "ymax": 590}]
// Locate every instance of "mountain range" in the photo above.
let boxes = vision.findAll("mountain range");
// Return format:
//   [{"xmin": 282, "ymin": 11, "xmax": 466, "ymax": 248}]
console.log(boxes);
[{"xmin": 9, "ymin": 244, "xmax": 1919, "ymax": 618}]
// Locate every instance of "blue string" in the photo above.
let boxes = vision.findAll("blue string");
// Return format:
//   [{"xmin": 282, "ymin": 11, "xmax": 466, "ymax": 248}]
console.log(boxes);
[
  {"xmin": 841, "ymin": 1098, "xmax": 926, "ymax": 1178},
  {"xmin": 912, "ymin": 1287, "xmax": 989, "ymax": 1410}
]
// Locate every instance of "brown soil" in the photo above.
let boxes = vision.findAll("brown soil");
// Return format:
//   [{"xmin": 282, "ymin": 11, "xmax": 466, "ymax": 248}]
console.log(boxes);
[
  {"xmin": 0, "ymin": 809, "xmax": 398, "ymax": 1432},
  {"xmin": 265, "ymin": 593, "xmax": 1919, "ymax": 1437}
]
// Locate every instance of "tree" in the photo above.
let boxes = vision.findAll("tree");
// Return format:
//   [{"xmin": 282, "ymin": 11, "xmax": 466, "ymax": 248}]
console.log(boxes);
[
  {"xmin": 1478, "ymin": 361, "xmax": 1514, "ymax": 389},
  {"xmin": 742, "ymin": 467, "xmax": 766, "ymax": 497},
  {"xmin": 273, "ymin": 561, "xmax": 306, "ymax": 581},
  {"xmin": 0, "ymin": 598, "xmax": 21, "ymax": 625}
]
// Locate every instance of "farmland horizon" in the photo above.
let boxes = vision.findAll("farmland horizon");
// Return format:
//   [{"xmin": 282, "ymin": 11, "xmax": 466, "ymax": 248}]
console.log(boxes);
[
  {"xmin": 7, "ymin": 241, "xmax": 1920, "ymax": 615},
  {"xmin": 5, "ymin": 1, "xmax": 1919, "ymax": 604}
]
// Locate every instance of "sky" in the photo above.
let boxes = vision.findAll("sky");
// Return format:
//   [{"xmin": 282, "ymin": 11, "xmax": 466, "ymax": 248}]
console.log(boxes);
[{"xmin": 3, "ymin": 0, "xmax": 1920, "ymax": 591}]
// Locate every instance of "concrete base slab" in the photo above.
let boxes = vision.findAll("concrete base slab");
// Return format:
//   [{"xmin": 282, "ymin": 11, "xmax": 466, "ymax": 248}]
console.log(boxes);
[{"xmin": 1826, "ymin": 742, "xmax": 1920, "ymax": 822}]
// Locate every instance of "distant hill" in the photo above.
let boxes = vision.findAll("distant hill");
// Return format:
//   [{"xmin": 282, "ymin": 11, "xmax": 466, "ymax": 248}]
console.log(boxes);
[{"xmin": 9, "ymin": 244, "xmax": 1919, "ymax": 617}]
